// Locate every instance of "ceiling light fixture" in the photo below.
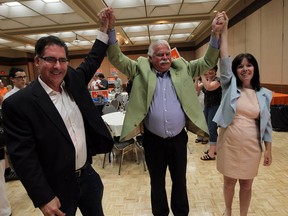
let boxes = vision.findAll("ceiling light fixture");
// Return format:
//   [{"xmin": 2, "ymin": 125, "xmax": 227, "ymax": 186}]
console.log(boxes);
[{"xmin": 73, "ymin": 34, "xmax": 80, "ymax": 44}]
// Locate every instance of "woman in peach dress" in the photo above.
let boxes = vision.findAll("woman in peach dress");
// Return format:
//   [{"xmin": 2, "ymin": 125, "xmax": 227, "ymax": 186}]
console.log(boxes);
[{"xmin": 213, "ymin": 13, "xmax": 272, "ymax": 216}]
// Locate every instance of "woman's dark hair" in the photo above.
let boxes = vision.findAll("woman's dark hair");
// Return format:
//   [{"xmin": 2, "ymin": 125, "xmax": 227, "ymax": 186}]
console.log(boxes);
[
  {"xmin": 232, "ymin": 53, "xmax": 261, "ymax": 91},
  {"xmin": 35, "ymin": 35, "xmax": 69, "ymax": 58}
]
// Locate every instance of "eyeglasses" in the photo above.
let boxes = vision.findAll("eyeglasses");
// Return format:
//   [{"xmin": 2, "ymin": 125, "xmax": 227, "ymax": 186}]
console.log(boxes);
[
  {"xmin": 14, "ymin": 76, "xmax": 27, "ymax": 80},
  {"xmin": 39, "ymin": 56, "xmax": 69, "ymax": 64}
]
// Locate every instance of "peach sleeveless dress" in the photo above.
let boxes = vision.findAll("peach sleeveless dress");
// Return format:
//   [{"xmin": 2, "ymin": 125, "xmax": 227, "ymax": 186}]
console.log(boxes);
[{"xmin": 217, "ymin": 88, "xmax": 262, "ymax": 179}]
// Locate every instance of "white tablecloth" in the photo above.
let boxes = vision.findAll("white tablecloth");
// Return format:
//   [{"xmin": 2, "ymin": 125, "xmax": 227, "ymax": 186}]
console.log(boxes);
[{"xmin": 102, "ymin": 111, "xmax": 125, "ymax": 137}]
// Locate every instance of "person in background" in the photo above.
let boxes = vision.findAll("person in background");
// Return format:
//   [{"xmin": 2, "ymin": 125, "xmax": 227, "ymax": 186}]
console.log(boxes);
[
  {"xmin": 4, "ymin": 67, "xmax": 28, "ymax": 183},
  {"xmin": 88, "ymin": 73, "xmax": 101, "ymax": 91},
  {"xmin": 0, "ymin": 109, "xmax": 11, "ymax": 216},
  {"xmin": 113, "ymin": 74, "xmax": 122, "ymax": 93},
  {"xmin": 4, "ymin": 67, "xmax": 27, "ymax": 100},
  {"xmin": 126, "ymin": 77, "xmax": 133, "ymax": 98},
  {"xmin": 103, "ymin": 7, "xmax": 226, "ymax": 216},
  {"xmin": 0, "ymin": 81, "xmax": 7, "ymax": 105},
  {"xmin": 199, "ymin": 66, "xmax": 222, "ymax": 160},
  {"xmin": 0, "ymin": 80, "xmax": 11, "ymax": 216},
  {"xmin": 213, "ymin": 12, "xmax": 272, "ymax": 216},
  {"xmin": 97, "ymin": 73, "xmax": 109, "ymax": 90},
  {"xmin": 2, "ymin": 7, "xmax": 113, "ymax": 216},
  {"xmin": 0, "ymin": 148, "xmax": 11, "ymax": 216},
  {"xmin": 6, "ymin": 85, "xmax": 12, "ymax": 92},
  {"xmin": 194, "ymin": 76, "xmax": 209, "ymax": 144}
]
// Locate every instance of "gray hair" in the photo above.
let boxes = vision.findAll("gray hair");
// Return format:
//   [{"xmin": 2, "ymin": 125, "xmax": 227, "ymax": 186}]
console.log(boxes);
[{"xmin": 147, "ymin": 40, "xmax": 171, "ymax": 56}]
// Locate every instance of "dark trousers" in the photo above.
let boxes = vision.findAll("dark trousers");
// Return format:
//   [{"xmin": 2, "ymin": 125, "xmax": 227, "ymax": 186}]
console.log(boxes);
[
  {"xmin": 143, "ymin": 128, "xmax": 189, "ymax": 216},
  {"xmin": 63, "ymin": 164, "xmax": 104, "ymax": 216}
]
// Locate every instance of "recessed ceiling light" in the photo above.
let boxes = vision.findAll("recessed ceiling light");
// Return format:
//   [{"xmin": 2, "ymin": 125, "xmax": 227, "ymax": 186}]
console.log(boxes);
[{"xmin": 4, "ymin": 2, "xmax": 21, "ymax": 6}]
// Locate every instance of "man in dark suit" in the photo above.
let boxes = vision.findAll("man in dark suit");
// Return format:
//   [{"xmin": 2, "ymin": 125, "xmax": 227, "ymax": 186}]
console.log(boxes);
[{"xmin": 2, "ymin": 8, "xmax": 113, "ymax": 216}]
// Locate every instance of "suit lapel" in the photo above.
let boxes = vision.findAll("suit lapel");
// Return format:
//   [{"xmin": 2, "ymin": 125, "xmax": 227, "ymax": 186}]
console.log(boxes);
[
  {"xmin": 146, "ymin": 68, "xmax": 157, "ymax": 109},
  {"xmin": 31, "ymin": 80, "xmax": 72, "ymax": 142}
]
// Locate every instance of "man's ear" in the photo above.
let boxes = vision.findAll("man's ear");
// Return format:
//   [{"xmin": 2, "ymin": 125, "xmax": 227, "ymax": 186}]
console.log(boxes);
[
  {"xmin": 34, "ymin": 56, "xmax": 40, "ymax": 67},
  {"xmin": 148, "ymin": 55, "xmax": 152, "ymax": 63}
]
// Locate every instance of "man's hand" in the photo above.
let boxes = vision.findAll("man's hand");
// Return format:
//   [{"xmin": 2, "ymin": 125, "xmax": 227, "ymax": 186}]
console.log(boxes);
[
  {"xmin": 97, "ymin": 7, "xmax": 110, "ymax": 33},
  {"xmin": 40, "ymin": 197, "xmax": 65, "ymax": 216},
  {"xmin": 106, "ymin": 7, "xmax": 115, "ymax": 31},
  {"xmin": 212, "ymin": 11, "xmax": 227, "ymax": 36}
]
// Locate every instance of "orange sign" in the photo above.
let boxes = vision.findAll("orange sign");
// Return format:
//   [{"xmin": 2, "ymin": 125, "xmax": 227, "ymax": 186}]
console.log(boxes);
[
  {"xmin": 90, "ymin": 90, "xmax": 109, "ymax": 99},
  {"xmin": 171, "ymin": 47, "xmax": 180, "ymax": 60}
]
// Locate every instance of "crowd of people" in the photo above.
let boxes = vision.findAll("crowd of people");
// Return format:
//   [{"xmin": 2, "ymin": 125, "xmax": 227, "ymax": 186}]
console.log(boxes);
[{"xmin": 0, "ymin": 6, "xmax": 272, "ymax": 216}]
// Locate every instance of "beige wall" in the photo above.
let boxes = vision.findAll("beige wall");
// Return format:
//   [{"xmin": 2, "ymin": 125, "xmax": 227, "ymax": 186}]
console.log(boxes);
[{"xmin": 196, "ymin": 0, "xmax": 287, "ymax": 86}]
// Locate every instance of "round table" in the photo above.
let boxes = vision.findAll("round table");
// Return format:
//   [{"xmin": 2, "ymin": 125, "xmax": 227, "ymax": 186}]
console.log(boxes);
[{"xmin": 102, "ymin": 111, "xmax": 125, "ymax": 137}]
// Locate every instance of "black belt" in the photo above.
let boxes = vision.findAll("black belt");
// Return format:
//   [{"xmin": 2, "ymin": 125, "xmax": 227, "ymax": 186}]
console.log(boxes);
[
  {"xmin": 144, "ymin": 127, "xmax": 183, "ymax": 140},
  {"xmin": 75, "ymin": 163, "xmax": 88, "ymax": 178}
]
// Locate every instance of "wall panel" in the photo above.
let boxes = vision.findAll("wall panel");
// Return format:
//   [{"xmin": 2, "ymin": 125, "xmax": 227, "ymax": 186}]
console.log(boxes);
[
  {"xmin": 283, "ymin": 0, "xmax": 288, "ymax": 84},
  {"xmin": 245, "ymin": 11, "xmax": 261, "ymax": 62},
  {"xmin": 260, "ymin": 0, "xmax": 283, "ymax": 84}
]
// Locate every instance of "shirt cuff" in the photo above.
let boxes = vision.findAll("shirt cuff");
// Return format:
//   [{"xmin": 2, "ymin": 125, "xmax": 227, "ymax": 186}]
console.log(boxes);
[
  {"xmin": 96, "ymin": 30, "xmax": 109, "ymax": 44},
  {"xmin": 209, "ymin": 34, "xmax": 220, "ymax": 49},
  {"xmin": 108, "ymin": 28, "xmax": 117, "ymax": 45}
]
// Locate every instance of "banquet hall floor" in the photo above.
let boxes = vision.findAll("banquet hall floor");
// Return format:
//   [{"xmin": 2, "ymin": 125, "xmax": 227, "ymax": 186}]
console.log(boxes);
[{"xmin": 5, "ymin": 131, "xmax": 288, "ymax": 216}]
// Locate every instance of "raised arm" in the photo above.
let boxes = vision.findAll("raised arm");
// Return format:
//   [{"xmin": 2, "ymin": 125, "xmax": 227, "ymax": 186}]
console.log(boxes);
[
  {"xmin": 220, "ymin": 12, "xmax": 229, "ymax": 58},
  {"xmin": 201, "ymin": 73, "xmax": 221, "ymax": 91}
]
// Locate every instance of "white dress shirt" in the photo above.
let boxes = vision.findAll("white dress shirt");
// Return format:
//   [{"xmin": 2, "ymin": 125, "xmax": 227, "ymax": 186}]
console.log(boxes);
[{"xmin": 38, "ymin": 77, "xmax": 87, "ymax": 170}]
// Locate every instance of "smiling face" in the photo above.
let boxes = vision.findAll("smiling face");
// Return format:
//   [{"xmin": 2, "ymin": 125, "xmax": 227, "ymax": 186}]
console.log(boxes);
[
  {"xmin": 34, "ymin": 44, "xmax": 68, "ymax": 92},
  {"xmin": 149, "ymin": 44, "xmax": 172, "ymax": 73},
  {"xmin": 236, "ymin": 57, "xmax": 254, "ymax": 88}
]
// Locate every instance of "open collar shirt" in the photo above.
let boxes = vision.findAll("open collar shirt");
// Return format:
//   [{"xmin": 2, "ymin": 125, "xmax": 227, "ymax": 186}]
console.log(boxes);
[{"xmin": 38, "ymin": 77, "xmax": 87, "ymax": 170}]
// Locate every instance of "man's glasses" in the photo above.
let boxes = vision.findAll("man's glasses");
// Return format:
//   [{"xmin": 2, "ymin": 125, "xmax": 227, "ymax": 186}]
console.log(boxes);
[
  {"xmin": 14, "ymin": 76, "xmax": 27, "ymax": 80},
  {"xmin": 39, "ymin": 56, "xmax": 69, "ymax": 64}
]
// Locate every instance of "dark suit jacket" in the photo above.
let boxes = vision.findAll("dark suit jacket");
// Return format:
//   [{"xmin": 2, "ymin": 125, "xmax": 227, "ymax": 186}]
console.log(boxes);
[{"xmin": 2, "ymin": 39, "xmax": 113, "ymax": 208}]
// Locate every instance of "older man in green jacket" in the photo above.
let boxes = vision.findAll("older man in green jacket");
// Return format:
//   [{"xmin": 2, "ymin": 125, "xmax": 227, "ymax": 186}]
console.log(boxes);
[{"xmin": 102, "ymin": 8, "xmax": 225, "ymax": 216}]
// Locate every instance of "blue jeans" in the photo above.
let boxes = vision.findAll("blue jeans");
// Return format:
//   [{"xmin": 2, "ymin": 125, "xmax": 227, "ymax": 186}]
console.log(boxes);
[
  {"xmin": 64, "ymin": 164, "xmax": 104, "ymax": 216},
  {"xmin": 204, "ymin": 105, "xmax": 219, "ymax": 144}
]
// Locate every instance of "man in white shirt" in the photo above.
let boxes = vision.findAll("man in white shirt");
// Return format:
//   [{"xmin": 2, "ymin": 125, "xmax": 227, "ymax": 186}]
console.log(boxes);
[{"xmin": 3, "ymin": 67, "xmax": 27, "ymax": 101}]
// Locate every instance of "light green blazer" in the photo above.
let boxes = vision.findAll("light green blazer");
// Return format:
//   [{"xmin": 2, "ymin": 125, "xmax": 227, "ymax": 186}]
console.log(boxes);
[{"xmin": 107, "ymin": 43, "xmax": 219, "ymax": 141}]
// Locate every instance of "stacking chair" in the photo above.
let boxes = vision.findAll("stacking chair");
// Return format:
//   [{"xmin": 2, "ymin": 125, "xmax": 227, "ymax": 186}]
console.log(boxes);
[
  {"xmin": 124, "ymin": 100, "xmax": 129, "ymax": 111},
  {"xmin": 116, "ymin": 94, "xmax": 125, "ymax": 110},
  {"xmin": 135, "ymin": 134, "xmax": 147, "ymax": 171},
  {"xmin": 102, "ymin": 104, "xmax": 117, "ymax": 115},
  {"xmin": 103, "ymin": 122, "xmax": 138, "ymax": 175},
  {"xmin": 110, "ymin": 99, "xmax": 119, "ymax": 110}
]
